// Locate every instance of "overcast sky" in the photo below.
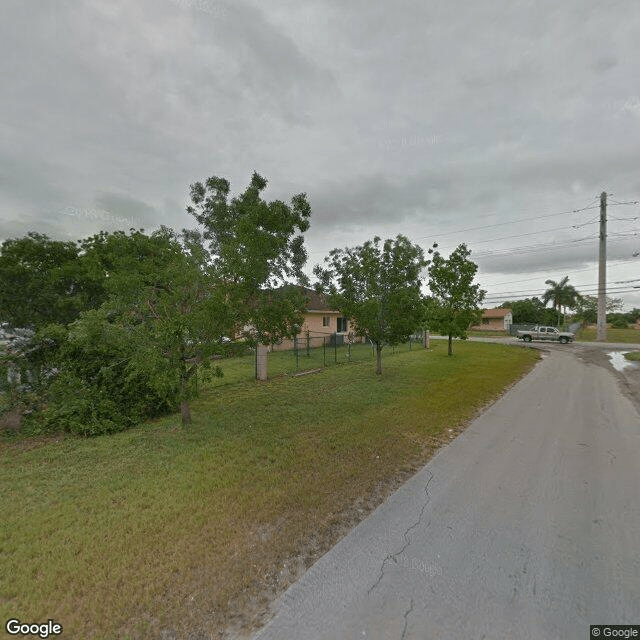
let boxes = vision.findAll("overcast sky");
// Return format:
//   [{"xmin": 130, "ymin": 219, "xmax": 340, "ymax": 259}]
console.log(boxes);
[{"xmin": 2, "ymin": 0, "xmax": 640, "ymax": 308}]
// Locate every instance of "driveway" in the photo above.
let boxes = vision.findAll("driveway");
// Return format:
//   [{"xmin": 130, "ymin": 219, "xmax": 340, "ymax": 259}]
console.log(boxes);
[{"xmin": 252, "ymin": 348, "xmax": 640, "ymax": 639}]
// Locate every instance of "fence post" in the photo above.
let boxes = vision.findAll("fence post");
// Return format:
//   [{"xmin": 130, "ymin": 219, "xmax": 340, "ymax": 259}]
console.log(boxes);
[
  {"xmin": 334, "ymin": 334, "xmax": 337, "ymax": 363},
  {"xmin": 323, "ymin": 337, "xmax": 326, "ymax": 367},
  {"xmin": 294, "ymin": 336, "xmax": 299, "ymax": 370},
  {"xmin": 256, "ymin": 344, "xmax": 268, "ymax": 381}
]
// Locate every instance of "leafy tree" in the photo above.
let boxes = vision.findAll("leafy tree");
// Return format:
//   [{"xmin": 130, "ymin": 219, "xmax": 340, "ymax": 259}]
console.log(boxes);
[
  {"xmin": 626, "ymin": 308, "xmax": 640, "ymax": 324},
  {"xmin": 542, "ymin": 276, "xmax": 581, "ymax": 326},
  {"xmin": 609, "ymin": 315, "xmax": 629, "ymax": 329},
  {"xmin": 16, "ymin": 228, "xmax": 234, "ymax": 433},
  {"xmin": 314, "ymin": 235, "xmax": 427, "ymax": 375},
  {"xmin": 574, "ymin": 295, "xmax": 623, "ymax": 324},
  {"xmin": 426, "ymin": 244, "xmax": 486, "ymax": 356},
  {"xmin": 186, "ymin": 172, "xmax": 311, "ymax": 347},
  {"xmin": 0, "ymin": 232, "xmax": 100, "ymax": 329},
  {"xmin": 80, "ymin": 227, "xmax": 234, "ymax": 427},
  {"xmin": 499, "ymin": 297, "xmax": 556, "ymax": 325}
]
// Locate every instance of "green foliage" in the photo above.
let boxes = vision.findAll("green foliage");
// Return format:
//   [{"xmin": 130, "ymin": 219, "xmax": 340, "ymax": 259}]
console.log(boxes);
[
  {"xmin": 541, "ymin": 276, "xmax": 581, "ymax": 325},
  {"xmin": 426, "ymin": 244, "xmax": 485, "ymax": 355},
  {"xmin": 499, "ymin": 297, "xmax": 557, "ymax": 325},
  {"xmin": 19, "ymin": 309, "xmax": 173, "ymax": 436},
  {"xmin": 574, "ymin": 295, "xmax": 624, "ymax": 324},
  {"xmin": 0, "ymin": 232, "xmax": 101, "ymax": 329},
  {"xmin": 187, "ymin": 172, "xmax": 311, "ymax": 346},
  {"xmin": 626, "ymin": 308, "xmax": 640, "ymax": 324},
  {"xmin": 11, "ymin": 228, "xmax": 231, "ymax": 434},
  {"xmin": 2, "ymin": 174, "xmax": 313, "ymax": 434},
  {"xmin": 314, "ymin": 235, "xmax": 426, "ymax": 374},
  {"xmin": 609, "ymin": 315, "xmax": 629, "ymax": 329}
]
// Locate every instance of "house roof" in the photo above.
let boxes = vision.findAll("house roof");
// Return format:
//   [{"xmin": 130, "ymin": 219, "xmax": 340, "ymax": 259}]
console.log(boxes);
[
  {"xmin": 481, "ymin": 307, "xmax": 512, "ymax": 318},
  {"xmin": 301, "ymin": 287, "xmax": 334, "ymax": 312},
  {"xmin": 274, "ymin": 286, "xmax": 335, "ymax": 312}
]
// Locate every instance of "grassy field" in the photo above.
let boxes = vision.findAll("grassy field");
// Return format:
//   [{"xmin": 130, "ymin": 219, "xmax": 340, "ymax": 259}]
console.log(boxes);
[
  {"xmin": 575, "ymin": 326, "xmax": 640, "ymax": 343},
  {"xmin": 0, "ymin": 341, "xmax": 539, "ymax": 639},
  {"xmin": 624, "ymin": 351, "xmax": 640, "ymax": 361}
]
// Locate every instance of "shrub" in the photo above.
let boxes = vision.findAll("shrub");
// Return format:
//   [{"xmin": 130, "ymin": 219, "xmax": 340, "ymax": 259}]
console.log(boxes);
[{"xmin": 610, "ymin": 316, "xmax": 629, "ymax": 329}]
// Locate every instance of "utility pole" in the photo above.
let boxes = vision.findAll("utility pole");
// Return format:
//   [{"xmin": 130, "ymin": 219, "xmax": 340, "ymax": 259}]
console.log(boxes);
[{"xmin": 597, "ymin": 191, "xmax": 607, "ymax": 342}]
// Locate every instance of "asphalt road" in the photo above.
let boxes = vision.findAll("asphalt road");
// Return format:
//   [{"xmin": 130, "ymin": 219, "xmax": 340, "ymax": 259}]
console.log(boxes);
[{"xmin": 253, "ymin": 348, "xmax": 640, "ymax": 639}]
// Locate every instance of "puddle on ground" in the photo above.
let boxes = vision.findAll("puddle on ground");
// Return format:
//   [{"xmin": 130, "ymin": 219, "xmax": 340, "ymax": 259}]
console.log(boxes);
[{"xmin": 607, "ymin": 351, "xmax": 637, "ymax": 372}]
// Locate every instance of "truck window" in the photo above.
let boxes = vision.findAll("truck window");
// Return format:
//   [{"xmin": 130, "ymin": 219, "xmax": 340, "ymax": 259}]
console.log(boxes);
[{"xmin": 539, "ymin": 327, "xmax": 546, "ymax": 333}]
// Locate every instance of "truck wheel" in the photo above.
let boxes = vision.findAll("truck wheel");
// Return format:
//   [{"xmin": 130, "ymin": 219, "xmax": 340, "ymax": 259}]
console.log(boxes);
[
  {"xmin": 559, "ymin": 336, "xmax": 568, "ymax": 344},
  {"xmin": 523, "ymin": 335, "xmax": 532, "ymax": 342}
]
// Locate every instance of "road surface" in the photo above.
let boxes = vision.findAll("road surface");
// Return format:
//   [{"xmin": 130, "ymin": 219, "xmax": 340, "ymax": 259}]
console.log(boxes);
[{"xmin": 252, "ymin": 347, "xmax": 640, "ymax": 639}]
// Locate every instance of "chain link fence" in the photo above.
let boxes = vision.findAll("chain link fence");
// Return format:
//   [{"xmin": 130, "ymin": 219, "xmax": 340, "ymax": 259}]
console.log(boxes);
[{"xmin": 207, "ymin": 332, "xmax": 428, "ymax": 388}]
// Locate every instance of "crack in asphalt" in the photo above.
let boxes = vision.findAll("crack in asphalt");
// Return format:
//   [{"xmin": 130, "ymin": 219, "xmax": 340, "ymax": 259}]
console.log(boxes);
[
  {"xmin": 400, "ymin": 597, "xmax": 414, "ymax": 640},
  {"xmin": 367, "ymin": 470, "xmax": 434, "ymax": 596}
]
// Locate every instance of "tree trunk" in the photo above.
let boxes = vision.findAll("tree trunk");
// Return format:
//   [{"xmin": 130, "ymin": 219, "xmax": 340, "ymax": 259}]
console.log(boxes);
[
  {"xmin": 179, "ymin": 341, "xmax": 191, "ymax": 426},
  {"xmin": 181, "ymin": 398, "xmax": 192, "ymax": 426},
  {"xmin": 448, "ymin": 333, "xmax": 453, "ymax": 356},
  {"xmin": 180, "ymin": 375, "xmax": 191, "ymax": 426},
  {"xmin": 375, "ymin": 344, "xmax": 383, "ymax": 375}
]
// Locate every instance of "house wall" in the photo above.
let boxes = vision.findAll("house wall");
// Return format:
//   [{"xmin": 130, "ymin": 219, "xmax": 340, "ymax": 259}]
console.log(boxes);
[
  {"xmin": 471, "ymin": 311, "xmax": 513, "ymax": 331},
  {"xmin": 472, "ymin": 317, "xmax": 506, "ymax": 331},
  {"xmin": 269, "ymin": 311, "xmax": 360, "ymax": 351}
]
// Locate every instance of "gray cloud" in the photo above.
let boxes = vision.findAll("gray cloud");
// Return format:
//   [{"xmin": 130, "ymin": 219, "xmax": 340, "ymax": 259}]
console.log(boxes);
[{"xmin": 2, "ymin": 0, "xmax": 640, "ymax": 305}]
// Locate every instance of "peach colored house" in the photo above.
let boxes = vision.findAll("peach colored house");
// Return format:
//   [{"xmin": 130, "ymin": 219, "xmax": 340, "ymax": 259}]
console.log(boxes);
[
  {"xmin": 471, "ymin": 307, "xmax": 513, "ymax": 331},
  {"xmin": 269, "ymin": 288, "xmax": 361, "ymax": 351}
]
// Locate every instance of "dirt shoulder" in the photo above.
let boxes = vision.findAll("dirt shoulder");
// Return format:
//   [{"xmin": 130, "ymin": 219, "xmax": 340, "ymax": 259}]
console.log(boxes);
[{"xmin": 571, "ymin": 343, "xmax": 640, "ymax": 414}]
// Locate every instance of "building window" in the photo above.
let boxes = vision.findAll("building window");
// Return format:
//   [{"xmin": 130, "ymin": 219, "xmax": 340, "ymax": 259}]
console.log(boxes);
[
  {"xmin": 337, "ymin": 317, "xmax": 348, "ymax": 332},
  {"xmin": 323, "ymin": 316, "xmax": 331, "ymax": 327},
  {"xmin": 482, "ymin": 318, "xmax": 490, "ymax": 325}
]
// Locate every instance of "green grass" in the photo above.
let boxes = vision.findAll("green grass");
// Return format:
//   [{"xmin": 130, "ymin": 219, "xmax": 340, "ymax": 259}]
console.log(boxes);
[
  {"xmin": 575, "ymin": 327, "xmax": 640, "ymax": 343},
  {"xmin": 624, "ymin": 351, "xmax": 640, "ymax": 361},
  {"xmin": 0, "ymin": 341, "xmax": 539, "ymax": 639},
  {"xmin": 206, "ymin": 341, "xmax": 420, "ymax": 387}
]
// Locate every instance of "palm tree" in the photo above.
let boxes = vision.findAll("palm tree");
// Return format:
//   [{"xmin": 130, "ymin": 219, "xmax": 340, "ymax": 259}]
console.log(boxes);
[{"xmin": 542, "ymin": 276, "xmax": 581, "ymax": 326}]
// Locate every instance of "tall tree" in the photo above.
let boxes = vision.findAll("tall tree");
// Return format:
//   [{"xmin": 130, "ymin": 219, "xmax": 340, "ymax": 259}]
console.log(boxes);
[
  {"xmin": 426, "ymin": 243, "xmax": 485, "ymax": 356},
  {"xmin": 314, "ymin": 235, "xmax": 427, "ymax": 375},
  {"xmin": 187, "ymin": 172, "xmax": 311, "ymax": 347},
  {"xmin": 542, "ymin": 276, "xmax": 581, "ymax": 326}
]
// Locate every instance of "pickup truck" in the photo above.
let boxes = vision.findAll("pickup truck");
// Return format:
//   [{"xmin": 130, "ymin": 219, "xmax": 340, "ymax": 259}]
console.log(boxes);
[{"xmin": 516, "ymin": 326, "xmax": 575, "ymax": 344}]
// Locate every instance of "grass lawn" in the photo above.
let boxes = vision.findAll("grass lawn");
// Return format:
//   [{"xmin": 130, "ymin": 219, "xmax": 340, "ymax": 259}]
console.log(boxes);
[
  {"xmin": 575, "ymin": 326, "xmax": 640, "ymax": 343},
  {"xmin": 624, "ymin": 351, "xmax": 640, "ymax": 361},
  {"xmin": 0, "ymin": 341, "xmax": 539, "ymax": 639}
]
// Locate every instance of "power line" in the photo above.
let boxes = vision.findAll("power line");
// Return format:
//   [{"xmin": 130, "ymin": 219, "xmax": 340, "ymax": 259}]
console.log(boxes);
[
  {"xmin": 472, "ymin": 233, "xmax": 638, "ymax": 260},
  {"xmin": 466, "ymin": 222, "xmax": 598, "ymax": 247},
  {"xmin": 416, "ymin": 199, "xmax": 602, "ymax": 242},
  {"xmin": 483, "ymin": 285, "xmax": 640, "ymax": 304},
  {"xmin": 485, "ymin": 262, "xmax": 636, "ymax": 287},
  {"xmin": 484, "ymin": 286, "xmax": 639, "ymax": 302}
]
